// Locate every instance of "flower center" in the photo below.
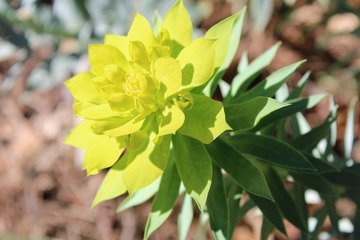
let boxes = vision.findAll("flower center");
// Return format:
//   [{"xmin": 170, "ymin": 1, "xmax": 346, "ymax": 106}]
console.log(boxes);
[{"xmin": 123, "ymin": 72, "xmax": 143, "ymax": 96}]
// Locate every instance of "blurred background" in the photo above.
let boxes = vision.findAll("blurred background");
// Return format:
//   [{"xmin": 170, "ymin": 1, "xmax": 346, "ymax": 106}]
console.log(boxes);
[{"xmin": 0, "ymin": 0, "xmax": 359, "ymax": 239}]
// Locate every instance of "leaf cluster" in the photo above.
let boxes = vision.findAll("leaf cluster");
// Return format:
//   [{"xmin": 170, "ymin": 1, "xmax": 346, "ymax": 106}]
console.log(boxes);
[{"xmin": 115, "ymin": 9, "xmax": 360, "ymax": 239}]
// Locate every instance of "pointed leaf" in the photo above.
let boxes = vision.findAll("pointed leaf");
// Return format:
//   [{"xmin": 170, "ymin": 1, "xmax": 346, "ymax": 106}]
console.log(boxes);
[
  {"xmin": 227, "ymin": 133, "xmax": 316, "ymax": 171},
  {"xmin": 305, "ymin": 154, "xmax": 339, "ymax": 173},
  {"xmin": 123, "ymin": 135, "xmax": 171, "ymax": 194},
  {"xmin": 323, "ymin": 165, "xmax": 360, "ymax": 188},
  {"xmin": 162, "ymin": 0, "xmax": 192, "ymax": 47},
  {"xmin": 207, "ymin": 164, "xmax": 229, "ymax": 240},
  {"xmin": 287, "ymin": 71, "xmax": 311, "ymax": 100},
  {"xmin": 225, "ymin": 97, "xmax": 289, "ymax": 131},
  {"xmin": 154, "ymin": 57, "xmax": 182, "ymax": 97},
  {"xmin": 233, "ymin": 60, "xmax": 305, "ymax": 103},
  {"xmin": 65, "ymin": 121, "xmax": 124, "ymax": 175},
  {"xmin": 128, "ymin": 13, "xmax": 155, "ymax": 49},
  {"xmin": 229, "ymin": 42, "xmax": 281, "ymax": 97},
  {"xmin": 117, "ymin": 178, "xmax": 161, "ymax": 212},
  {"xmin": 178, "ymin": 194, "xmax": 194, "ymax": 240},
  {"xmin": 177, "ymin": 38, "xmax": 215, "ymax": 89},
  {"xmin": 88, "ymin": 44, "xmax": 128, "ymax": 76},
  {"xmin": 64, "ymin": 72, "xmax": 103, "ymax": 103},
  {"xmin": 250, "ymin": 193, "xmax": 287, "ymax": 235},
  {"xmin": 290, "ymin": 114, "xmax": 334, "ymax": 152},
  {"xmin": 292, "ymin": 173, "xmax": 338, "ymax": 197},
  {"xmin": 207, "ymin": 138, "xmax": 273, "ymax": 200},
  {"xmin": 156, "ymin": 104, "xmax": 185, "ymax": 140},
  {"xmin": 173, "ymin": 134, "xmax": 212, "ymax": 211},
  {"xmin": 261, "ymin": 217, "xmax": 275, "ymax": 240},
  {"xmin": 311, "ymin": 206, "xmax": 328, "ymax": 237},
  {"xmin": 263, "ymin": 167, "xmax": 308, "ymax": 232},
  {"xmin": 252, "ymin": 94, "xmax": 328, "ymax": 131},
  {"xmin": 325, "ymin": 197, "xmax": 340, "ymax": 236},
  {"xmin": 92, "ymin": 159, "xmax": 128, "ymax": 207},
  {"xmin": 104, "ymin": 34, "xmax": 131, "ymax": 59},
  {"xmin": 344, "ymin": 97, "xmax": 358, "ymax": 159},
  {"xmin": 202, "ymin": 8, "xmax": 246, "ymax": 96},
  {"xmin": 226, "ymin": 180, "xmax": 243, "ymax": 238},
  {"xmin": 179, "ymin": 94, "xmax": 231, "ymax": 144},
  {"xmin": 144, "ymin": 153, "xmax": 181, "ymax": 239}
]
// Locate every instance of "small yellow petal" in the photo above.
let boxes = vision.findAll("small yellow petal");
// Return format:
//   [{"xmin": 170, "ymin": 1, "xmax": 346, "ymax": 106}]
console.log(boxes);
[
  {"xmin": 103, "ymin": 117, "xmax": 145, "ymax": 137},
  {"xmin": 122, "ymin": 135, "xmax": 171, "ymax": 195},
  {"xmin": 107, "ymin": 93, "xmax": 135, "ymax": 112},
  {"xmin": 88, "ymin": 44, "xmax": 129, "ymax": 76},
  {"xmin": 104, "ymin": 34, "xmax": 131, "ymax": 59},
  {"xmin": 128, "ymin": 130, "xmax": 148, "ymax": 151},
  {"xmin": 154, "ymin": 57, "xmax": 182, "ymax": 97},
  {"xmin": 178, "ymin": 94, "xmax": 232, "ymax": 144},
  {"xmin": 128, "ymin": 13, "xmax": 155, "ymax": 49},
  {"xmin": 162, "ymin": 0, "xmax": 192, "ymax": 47},
  {"xmin": 92, "ymin": 157, "xmax": 129, "ymax": 207},
  {"xmin": 73, "ymin": 102, "xmax": 118, "ymax": 120},
  {"xmin": 204, "ymin": 14, "xmax": 238, "ymax": 68},
  {"xmin": 65, "ymin": 121, "xmax": 124, "ymax": 174},
  {"xmin": 155, "ymin": 104, "xmax": 185, "ymax": 141},
  {"xmin": 65, "ymin": 72, "xmax": 104, "ymax": 104},
  {"xmin": 177, "ymin": 38, "xmax": 215, "ymax": 89},
  {"xmin": 129, "ymin": 41, "xmax": 150, "ymax": 68},
  {"xmin": 149, "ymin": 44, "xmax": 170, "ymax": 62}
]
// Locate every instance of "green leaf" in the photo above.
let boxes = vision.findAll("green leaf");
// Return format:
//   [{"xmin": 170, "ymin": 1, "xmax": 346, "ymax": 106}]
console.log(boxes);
[
  {"xmin": 237, "ymin": 51, "xmax": 249, "ymax": 73},
  {"xmin": 172, "ymin": 134, "xmax": 212, "ymax": 211},
  {"xmin": 249, "ymin": 0, "xmax": 273, "ymax": 31},
  {"xmin": 324, "ymin": 197, "xmax": 340, "ymax": 236},
  {"xmin": 152, "ymin": 11, "xmax": 163, "ymax": 35},
  {"xmin": 226, "ymin": 134, "xmax": 316, "ymax": 171},
  {"xmin": 291, "ymin": 173, "xmax": 338, "ymax": 197},
  {"xmin": 229, "ymin": 42, "xmax": 281, "ymax": 97},
  {"xmin": 322, "ymin": 165, "xmax": 360, "ymax": 188},
  {"xmin": 344, "ymin": 97, "xmax": 358, "ymax": 159},
  {"xmin": 287, "ymin": 71, "xmax": 311, "ymax": 100},
  {"xmin": 144, "ymin": 152, "xmax": 181, "ymax": 239},
  {"xmin": 252, "ymin": 93, "xmax": 328, "ymax": 132},
  {"xmin": 122, "ymin": 134, "xmax": 171, "ymax": 195},
  {"xmin": 293, "ymin": 182, "xmax": 309, "ymax": 239},
  {"xmin": 249, "ymin": 193, "xmax": 287, "ymax": 235},
  {"xmin": 289, "ymin": 113, "xmax": 310, "ymax": 137},
  {"xmin": 179, "ymin": 94, "xmax": 231, "ymax": 144},
  {"xmin": 178, "ymin": 194, "xmax": 194, "ymax": 240},
  {"xmin": 290, "ymin": 115, "xmax": 334, "ymax": 152},
  {"xmin": 226, "ymin": 179, "xmax": 243, "ymax": 238},
  {"xmin": 207, "ymin": 164, "xmax": 229, "ymax": 240},
  {"xmin": 261, "ymin": 217, "xmax": 275, "ymax": 240},
  {"xmin": 311, "ymin": 206, "xmax": 327, "ymax": 238},
  {"xmin": 202, "ymin": 8, "xmax": 246, "ymax": 96},
  {"xmin": 237, "ymin": 198, "xmax": 255, "ymax": 221},
  {"xmin": 92, "ymin": 161, "xmax": 126, "ymax": 207},
  {"xmin": 305, "ymin": 154, "xmax": 339, "ymax": 173},
  {"xmin": 263, "ymin": 167, "xmax": 308, "ymax": 232},
  {"xmin": 225, "ymin": 97, "xmax": 289, "ymax": 131},
  {"xmin": 207, "ymin": 138, "xmax": 273, "ymax": 200},
  {"xmin": 177, "ymin": 38, "xmax": 216, "ymax": 89},
  {"xmin": 353, "ymin": 208, "xmax": 360, "ymax": 239},
  {"xmin": 117, "ymin": 178, "xmax": 160, "ymax": 212},
  {"xmin": 233, "ymin": 60, "xmax": 305, "ymax": 103}
]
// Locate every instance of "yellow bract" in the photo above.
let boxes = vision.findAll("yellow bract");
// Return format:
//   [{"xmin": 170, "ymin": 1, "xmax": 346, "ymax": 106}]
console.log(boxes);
[{"xmin": 65, "ymin": 0, "xmax": 235, "ymax": 206}]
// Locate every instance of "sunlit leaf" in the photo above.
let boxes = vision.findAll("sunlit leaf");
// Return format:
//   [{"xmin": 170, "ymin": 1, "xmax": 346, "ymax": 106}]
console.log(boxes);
[
  {"xmin": 173, "ymin": 134, "xmax": 212, "ymax": 211},
  {"xmin": 144, "ymin": 153, "xmax": 181, "ymax": 239}
]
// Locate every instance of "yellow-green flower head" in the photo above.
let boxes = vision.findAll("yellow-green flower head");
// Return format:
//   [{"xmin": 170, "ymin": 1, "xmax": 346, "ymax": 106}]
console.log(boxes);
[{"xmin": 65, "ymin": 0, "xmax": 237, "ymax": 204}]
